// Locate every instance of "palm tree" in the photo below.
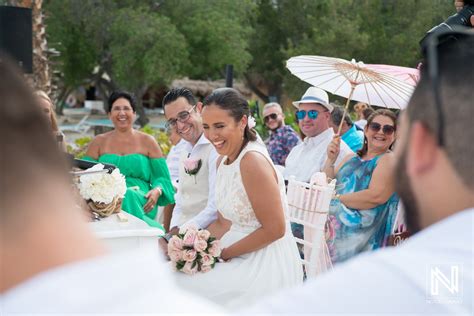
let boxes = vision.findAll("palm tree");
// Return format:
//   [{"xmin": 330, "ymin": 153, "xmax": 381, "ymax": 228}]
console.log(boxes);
[{"xmin": 12, "ymin": 0, "xmax": 53, "ymax": 95}]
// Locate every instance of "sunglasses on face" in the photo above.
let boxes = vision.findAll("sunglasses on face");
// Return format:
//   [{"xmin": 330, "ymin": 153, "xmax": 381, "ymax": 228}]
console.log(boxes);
[
  {"xmin": 295, "ymin": 110, "xmax": 322, "ymax": 121},
  {"xmin": 166, "ymin": 105, "xmax": 196, "ymax": 128},
  {"xmin": 263, "ymin": 113, "xmax": 279, "ymax": 123},
  {"xmin": 368, "ymin": 122, "xmax": 396, "ymax": 135}
]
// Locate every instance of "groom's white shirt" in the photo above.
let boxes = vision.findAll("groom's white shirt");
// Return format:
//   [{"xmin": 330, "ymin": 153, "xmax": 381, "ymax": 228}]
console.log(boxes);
[
  {"xmin": 3, "ymin": 245, "xmax": 224, "ymax": 314},
  {"xmin": 247, "ymin": 208, "xmax": 473, "ymax": 315},
  {"xmin": 171, "ymin": 133, "xmax": 218, "ymax": 229}
]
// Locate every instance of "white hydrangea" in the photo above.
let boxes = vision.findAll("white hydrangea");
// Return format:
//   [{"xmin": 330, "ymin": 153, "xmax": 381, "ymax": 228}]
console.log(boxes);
[{"xmin": 78, "ymin": 164, "xmax": 127, "ymax": 204}]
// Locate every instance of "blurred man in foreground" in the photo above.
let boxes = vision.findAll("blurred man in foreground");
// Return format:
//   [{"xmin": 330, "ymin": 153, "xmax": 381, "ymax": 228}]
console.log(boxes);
[
  {"xmin": 247, "ymin": 33, "xmax": 473, "ymax": 315},
  {"xmin": 0, "ymin": 57, "xmax": 220, "ymax": 314}
]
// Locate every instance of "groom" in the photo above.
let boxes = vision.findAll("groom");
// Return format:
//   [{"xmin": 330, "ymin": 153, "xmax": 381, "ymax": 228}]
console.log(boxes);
[{"xmin": 161, "ymin": 88, "xmax": 229, "ymax": 240}]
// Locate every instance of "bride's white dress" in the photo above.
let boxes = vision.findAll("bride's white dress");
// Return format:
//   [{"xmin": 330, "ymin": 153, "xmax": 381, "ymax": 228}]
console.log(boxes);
[{"xmin": 174, "ymin": 141, "xmax": 303, "ymax": 308}]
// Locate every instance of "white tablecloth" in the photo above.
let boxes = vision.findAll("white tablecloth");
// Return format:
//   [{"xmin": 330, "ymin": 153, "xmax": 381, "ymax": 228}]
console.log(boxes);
[{"xmin": 89, "ymin": 212, "xmax": 164, "ymax": 253}]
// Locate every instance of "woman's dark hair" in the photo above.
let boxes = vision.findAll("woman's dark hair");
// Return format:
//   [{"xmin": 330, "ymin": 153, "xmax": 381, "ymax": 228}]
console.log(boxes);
[
  {"xmin": 357, "ymin": 109, "xmax": 398, "ymax": 158},
  {"xmin": 203, "ymin": 88, "xmax": 257, "ymax": 142},
  {"xmin": 362, "ymin": 107, "xmax": 375, "ymax": 120},
  {"xmin": 331, "ymin": 105, "xmax": 353, "ymax": 127},
  {"xmin": 107, "ymin": 91, "xmax": 137, "ymax": 113}
]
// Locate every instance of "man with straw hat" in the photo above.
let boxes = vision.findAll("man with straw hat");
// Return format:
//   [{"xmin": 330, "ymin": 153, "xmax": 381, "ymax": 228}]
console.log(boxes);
[{"xmin": 284, "ymin": 86, "xmax": 352, "ymax": 182}]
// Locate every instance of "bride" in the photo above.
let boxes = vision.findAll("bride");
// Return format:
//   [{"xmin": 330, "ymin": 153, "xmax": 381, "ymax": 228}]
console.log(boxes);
[{"xmin": 173, "ymin": 88, "xmax": 303, "ymax": 308}]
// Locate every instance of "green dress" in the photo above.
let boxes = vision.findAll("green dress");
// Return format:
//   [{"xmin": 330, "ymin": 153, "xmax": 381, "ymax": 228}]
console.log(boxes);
[{"xmin": 83, "ymin": 154, "xmax": 175, "ymax": 230}]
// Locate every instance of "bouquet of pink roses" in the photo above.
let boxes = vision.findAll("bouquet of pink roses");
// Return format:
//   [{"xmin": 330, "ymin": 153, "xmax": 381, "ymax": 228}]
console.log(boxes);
[{"xmin": 168, "ymin": 225, "xmax": 221, "ymax": 275}]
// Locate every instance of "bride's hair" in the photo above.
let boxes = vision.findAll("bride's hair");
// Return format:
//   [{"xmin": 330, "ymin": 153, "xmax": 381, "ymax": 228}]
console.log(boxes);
[{"xmin": 203, "ymin": 88, "xmax": 257, "ymax": 142}]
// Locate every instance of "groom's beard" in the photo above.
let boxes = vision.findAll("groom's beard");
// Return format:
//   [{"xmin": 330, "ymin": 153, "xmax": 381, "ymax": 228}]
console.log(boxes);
[{"xmin": 394, "ymin": 146, "xmax": 421, "ymax": 234}]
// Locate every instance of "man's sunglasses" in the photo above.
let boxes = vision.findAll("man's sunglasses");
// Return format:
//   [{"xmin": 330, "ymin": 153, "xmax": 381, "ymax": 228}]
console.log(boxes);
[
  {"xmin": 263, "ymin": 113, "xmax": 279, "ymax": 123},
  {"xmin": 295, "ymin": 110, "xmax": 323, "ymax": 121},
  {"xmin": 165, "ymin": 105, "xmax": 196, "ymax": 128},
  {"xmin": 368, "ymin": 122, "xmax": 396, "ymax": 136},
  {"xmin": 422, "ymin": 28, "xmax": 473, "ymax": 147}
]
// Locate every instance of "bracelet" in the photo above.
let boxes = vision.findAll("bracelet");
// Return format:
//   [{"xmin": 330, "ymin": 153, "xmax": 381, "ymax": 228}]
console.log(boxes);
[
  {"xmin": 334, "ymin": 193, "xmax": 341, "ymax": 200},
  {"xmin": 155, "ymin": 186, "xmax": 162, "ymax": 196},
  {"xmin": 161, "ymin": 232, "xmax": 173, "ymax": 243}
]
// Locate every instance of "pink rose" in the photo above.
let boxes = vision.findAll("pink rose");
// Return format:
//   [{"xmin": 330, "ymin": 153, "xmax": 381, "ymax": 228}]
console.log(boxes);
[
  {"xmin": 168, "ymin": 236, "xmax": 183, "ymax": 252},
  {"xmin": 200, "ymin": 253, "xmax": 215, "ymax": 266},
  {"xmin": 169, "ymin": 249, "xmax": 183, "ymax": 262},
  {"xmin": 197, "ymin": 229, "xmax": 211, "ymax": 241},
  {"xmin": 200, "ymin": 264, "xmax": 212, "ymax": 273},
  {"xmin": 182, "ymin": 249, "xmax": 197, "ymax": 262},
  {"xmin": 179, "ymin": 224, "xmax": 198, "ymax": 235},
  {"xmin": 182, "ymin": 261, "xmax": 198, "ymax": 275},
  {"xmin": 183, "ymin": 158, "xmax": 199, "ymax": 171},
  {"xmin": 194, "ymin": 238, "xmax": 208, "ymax": 252},
  {"xmin": 182, "ymin": 230, "xmax": 197, "ymax": 247},
  {"xmin": 208, "ymin": 240, "xmax": 221, "ymax": 257}
]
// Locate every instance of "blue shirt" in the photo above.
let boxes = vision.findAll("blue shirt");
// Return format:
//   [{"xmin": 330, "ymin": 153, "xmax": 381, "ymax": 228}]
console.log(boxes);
[{"xmin": 342, "ymin": 124, "xmax": 364, "ymax": 153}]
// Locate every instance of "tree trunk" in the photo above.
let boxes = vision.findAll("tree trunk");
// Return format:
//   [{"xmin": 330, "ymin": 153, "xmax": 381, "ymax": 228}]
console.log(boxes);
[
  {"xmin": 134, "ymin": 86, "xmax": 150, "ymax": 127},
  {"xmin": 244, "ymin": 73, "xmax": 270, "ymax": 103},
  {"xmin": 13, "ymin": 0, "xmax": 57, "ymax": 103}
]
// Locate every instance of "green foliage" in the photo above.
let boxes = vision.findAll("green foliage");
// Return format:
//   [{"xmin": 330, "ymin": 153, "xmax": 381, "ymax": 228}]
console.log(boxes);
[
  {"xmin": 109, "ymin": 8, "xmax": 189, "ymax": 90},
  {"xmin": 283, "ymin": 109, "xmax": 300, "ymax": 135},
  {"xmin": 249, "ymin": 0, "xmax": 454, "ymax": 101},
  {"xmin": 161, "ymin": 0, "xmax": 255, "ymax": 79},
  {"xmin": 140, "ymin": 125, "xmax": 172, "ymax": 156},
  {"xmin": 46, "ymin": 0, "xmax": 255, "ymax": 93},
  {"xmin": 67, "ymin": 136, "xmax": 92, "ymax": 158},
  {"xmin": 46, "ymin": 0, "xmax": 100, "ymax": 87},
  {"xmin": 248, "ymin": 100, "xmax": 268, "ymax": 139},
  {"xmin": 45, "ymin": 0, "xmax": 457, "ymax": 109}
]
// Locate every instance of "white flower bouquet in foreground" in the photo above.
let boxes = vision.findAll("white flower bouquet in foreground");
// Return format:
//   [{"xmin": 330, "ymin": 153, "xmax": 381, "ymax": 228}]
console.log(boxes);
[
  {"xmin": 168, "ymin": 225, "xmax": 221, "ymax": 275},
  {"xmin": 77, "ymin": 164, "xmax": 127, "ymax": 217}
]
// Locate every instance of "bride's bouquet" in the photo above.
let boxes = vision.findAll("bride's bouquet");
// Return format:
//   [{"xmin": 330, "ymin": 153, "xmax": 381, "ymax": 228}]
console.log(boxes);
[
  {"xmin": 76, "ymin": 163, "xmax": 127, "ymax": 217},
  {"xmin": 168, "ymin": 225, "xmax": 221, "ymax": 275}
]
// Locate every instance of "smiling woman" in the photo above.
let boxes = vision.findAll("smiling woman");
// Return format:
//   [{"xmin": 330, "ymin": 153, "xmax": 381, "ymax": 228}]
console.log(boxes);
[
  {"xmin": 173, "ymin": 88, "xmax": 302, "ymax": 308},
  {"xmin": 324, "ymin": 109, "xmax": 400, "ymax": 264},
  {"xmin": 83, "ymin": 91, "xmax": 175, "ymax": 229}
]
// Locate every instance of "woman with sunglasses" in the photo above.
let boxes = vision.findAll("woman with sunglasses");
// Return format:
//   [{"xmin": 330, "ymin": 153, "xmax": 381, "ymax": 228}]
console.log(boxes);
[
  {"xmin": 324, "ymin": 109, "xmax": 400, "ymax": 264},
  {"xmin": 84, "ymin": 91, "xmax": 175, "ymax": 229}
]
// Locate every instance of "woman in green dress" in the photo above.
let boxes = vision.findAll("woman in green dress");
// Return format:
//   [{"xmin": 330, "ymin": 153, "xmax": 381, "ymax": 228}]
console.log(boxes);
[{"xmin": 84, "ymin": 91, "xmax": 174, "ymax": 229}]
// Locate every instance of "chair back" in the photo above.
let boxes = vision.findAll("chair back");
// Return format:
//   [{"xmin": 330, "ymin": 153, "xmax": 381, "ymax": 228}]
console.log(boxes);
[{"xmin": 287, "ymin": 176, "xmax": 335, "ymax": 278}]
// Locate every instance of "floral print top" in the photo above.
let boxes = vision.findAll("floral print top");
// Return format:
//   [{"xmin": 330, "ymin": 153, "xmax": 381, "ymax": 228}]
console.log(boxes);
[{"xmin": 265, "ymin": 125, "xmax": 301, "ymax": 166}]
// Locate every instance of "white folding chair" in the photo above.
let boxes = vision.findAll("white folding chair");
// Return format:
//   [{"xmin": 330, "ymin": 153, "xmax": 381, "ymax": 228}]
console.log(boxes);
[
  {"xmin": 59, "ymin": 114, "xmax": 91, "ymax": 134},
  {"xmin": 287, "ymin": 176, "xmax": 335, "ymax": 278}
]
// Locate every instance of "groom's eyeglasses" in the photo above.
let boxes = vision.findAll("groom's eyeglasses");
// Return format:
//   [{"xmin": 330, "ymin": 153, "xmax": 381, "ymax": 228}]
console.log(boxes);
[
  {"xmin": 421, "ymin": 28, "xmax": 474, "ymax": 147},
  {"xmin": 166, "ymin": 105, "xmax": 196, "ymax": 129}
]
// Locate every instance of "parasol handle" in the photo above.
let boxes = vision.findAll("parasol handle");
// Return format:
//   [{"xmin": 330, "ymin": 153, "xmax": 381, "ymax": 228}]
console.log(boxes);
[{"xmin": 337, "ymin": 83, "xmax": 357, "ymax": 136}]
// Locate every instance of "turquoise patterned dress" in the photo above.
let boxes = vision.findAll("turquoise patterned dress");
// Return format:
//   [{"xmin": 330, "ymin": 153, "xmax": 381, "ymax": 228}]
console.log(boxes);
[{"xmin": 327, "ymin": 155, "xmax": 399, "ymax": 264}]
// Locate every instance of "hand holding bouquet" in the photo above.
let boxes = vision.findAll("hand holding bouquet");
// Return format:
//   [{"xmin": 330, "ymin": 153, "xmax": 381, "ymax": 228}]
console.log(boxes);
[{"xmin": 168, "ymin": 225, "xmax": 221, "ymax": 275}]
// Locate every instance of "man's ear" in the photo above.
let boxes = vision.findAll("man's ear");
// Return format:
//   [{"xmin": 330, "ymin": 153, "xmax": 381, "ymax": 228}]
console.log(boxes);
[
  {"xmin": 196, "ymin": 102, "xmax": 203, "ymax": 113},
  {"xmin": 406, "ymin": 121, "xmax": 438, "ymax": 176}
]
